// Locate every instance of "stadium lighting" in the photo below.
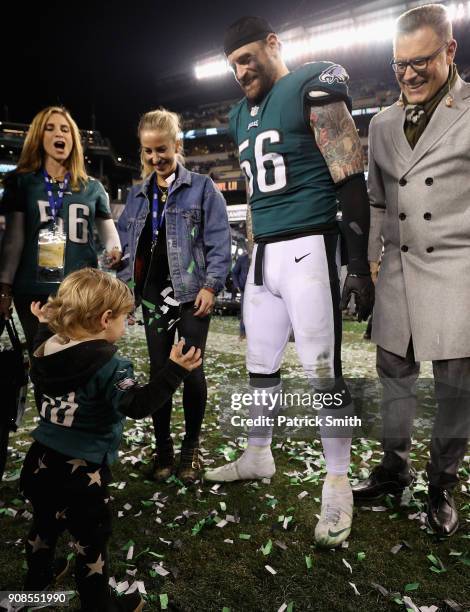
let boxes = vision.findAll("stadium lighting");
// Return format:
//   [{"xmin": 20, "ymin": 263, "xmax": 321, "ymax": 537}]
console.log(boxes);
[
  {"xmin": 195, "ymin": 58, "xmax": 230, "ymax": 79},
  {"xmin": 194, "ymin": 3, "xmax": 470, "ymax": 80}
]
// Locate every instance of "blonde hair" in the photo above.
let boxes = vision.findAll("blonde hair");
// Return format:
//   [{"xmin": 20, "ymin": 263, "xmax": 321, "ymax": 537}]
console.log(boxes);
[
  {"xmin": 137, "ymin": 107, "xmax": 184, "ymax": 179},
  {"xmin": 46, "ymin": 268, "xmax": 134, "ymax": 340},
  {"xmin": 396, "ymin": 4, "xmax": 452, "ymax": 41},
  {"xmin": 15, "ymin": 106, "xmax": 88, "ymax": 191}
]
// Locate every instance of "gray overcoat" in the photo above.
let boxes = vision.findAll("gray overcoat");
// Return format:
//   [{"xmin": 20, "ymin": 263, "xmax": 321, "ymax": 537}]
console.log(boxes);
[{"xmin": 367, "ymin": 77, "xmax": 470, "ymax": 360}]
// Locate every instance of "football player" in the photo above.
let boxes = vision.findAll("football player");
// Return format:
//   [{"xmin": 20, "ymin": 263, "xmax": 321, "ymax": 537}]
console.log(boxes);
[{"xmin": 205, "ymin": 16, "xmax": 374, "ymax": 548}]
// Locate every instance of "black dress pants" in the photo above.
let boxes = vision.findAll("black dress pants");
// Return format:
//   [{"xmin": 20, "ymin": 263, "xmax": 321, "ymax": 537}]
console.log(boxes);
[{"xmin": 377, "ymin": 340, "xmax": 470, "ymax": 490}]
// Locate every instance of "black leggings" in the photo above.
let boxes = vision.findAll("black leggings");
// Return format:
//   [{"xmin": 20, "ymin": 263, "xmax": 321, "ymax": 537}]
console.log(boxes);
[
  {"xmin": 20, "ymin": 442, "xmax": 113, "ymax": 611},
  {"xmin": 143, "ymin": 301, "xmax": 210, "ymax": 446}
]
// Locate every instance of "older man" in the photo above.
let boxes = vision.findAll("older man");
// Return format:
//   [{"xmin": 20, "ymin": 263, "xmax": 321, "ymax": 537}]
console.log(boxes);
[{"xmin": 353, "ymin": 4, "xmax": 470, "ymax": 537}]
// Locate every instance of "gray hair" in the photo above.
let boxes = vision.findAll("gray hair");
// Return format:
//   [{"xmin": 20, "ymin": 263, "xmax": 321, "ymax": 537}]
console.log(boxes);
[{"xmin": 396, "ymin": 4, "xmax": 452, "ymax": 41}]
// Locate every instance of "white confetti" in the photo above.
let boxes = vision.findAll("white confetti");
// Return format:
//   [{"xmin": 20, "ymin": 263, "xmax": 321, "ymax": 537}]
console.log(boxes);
[
  {"xmin": 403, "ymin": 596, "xmax": 420, "ymax": 612},
  {"xmin": 297, "ymin": 491, "xmax": 309, "ymax": 500},
  {"xmin": 164, "ymin": 296, "xmax": 180, "ymax": 307},
  {"xmin": 153, "ymin": 564, "xmax": 170, "ymax": 577},
  {"xmin": 342, "ymin": 558, "xmax": 353, "ymax": 573},
  {"xmin": 126, "ymin": 545, "xmax": 134, "ymax": 560},
  {"xmin": 265, "ymin": 565, "xmax": 277, "ymax": 575},
  {"xmin": 349, "ymin": 582, "xmax": 360, "ymax": 596}
]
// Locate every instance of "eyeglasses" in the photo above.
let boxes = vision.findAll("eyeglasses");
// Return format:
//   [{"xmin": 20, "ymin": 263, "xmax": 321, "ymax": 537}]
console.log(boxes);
[{"xmin": 390, "ymin": 41, "xmax": 449, "ymax": 75}]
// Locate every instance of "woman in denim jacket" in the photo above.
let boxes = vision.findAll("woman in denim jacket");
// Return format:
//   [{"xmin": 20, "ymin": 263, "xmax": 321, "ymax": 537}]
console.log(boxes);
[{"xmin": 118, "ymin": 108, "xmax": 231, "ymax": 484}]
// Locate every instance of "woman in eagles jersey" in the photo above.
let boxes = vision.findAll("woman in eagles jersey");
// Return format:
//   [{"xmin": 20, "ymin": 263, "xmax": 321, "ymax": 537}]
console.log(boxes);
[
  {"xmin": 0, "ymin": 106, "xmax": 122, "ymax": 352},
  {"xmin": 117, "ymin": 108, "xmax": 231, "ymax": 485}
]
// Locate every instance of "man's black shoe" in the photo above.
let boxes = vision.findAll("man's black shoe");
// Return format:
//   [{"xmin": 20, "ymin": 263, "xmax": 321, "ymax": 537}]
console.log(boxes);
[
  {"xmin": 426, "ymin": 486, "xmax": 459, "ymax": 537},
  {"xmin": 352, "ymin": 464, "xmax": 416, "ymax": 503}
]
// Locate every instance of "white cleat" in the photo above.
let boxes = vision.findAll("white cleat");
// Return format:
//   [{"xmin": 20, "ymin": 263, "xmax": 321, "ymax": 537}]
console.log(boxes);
[
  {"xmin": 204, "ymin": 447, "xmax": 275, "ymax": 482},
  {"xmin": 315, "ymin": 477, "xmax": 353, "ymax": 548}
]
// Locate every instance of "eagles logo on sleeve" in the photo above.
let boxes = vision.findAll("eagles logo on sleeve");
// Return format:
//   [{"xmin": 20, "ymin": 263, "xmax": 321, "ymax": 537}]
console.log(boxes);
[{"xmin": 318, "ymin": 63, "xmax": 349, "ymax": 85}]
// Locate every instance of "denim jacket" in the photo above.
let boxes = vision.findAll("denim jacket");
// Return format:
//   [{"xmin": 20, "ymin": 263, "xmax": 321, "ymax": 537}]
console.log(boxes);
[{"xmin": 117, "ymin": 163, "xmax": 231, "ymax": 303}]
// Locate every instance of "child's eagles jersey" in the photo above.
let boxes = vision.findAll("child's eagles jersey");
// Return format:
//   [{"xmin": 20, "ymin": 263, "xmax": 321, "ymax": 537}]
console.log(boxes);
[
  {"xmin": 229, "ymin": 62, "xmax": 352, "ymax": 241},
  {"xmin": 4, "ymin": 172, "xmax": 111, "ymax": 295}
]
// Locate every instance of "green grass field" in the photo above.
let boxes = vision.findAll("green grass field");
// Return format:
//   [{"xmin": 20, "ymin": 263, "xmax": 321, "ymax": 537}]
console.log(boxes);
[{"xmin": 0, "ymin": 316, "xmax": 468, "ymax": 612}]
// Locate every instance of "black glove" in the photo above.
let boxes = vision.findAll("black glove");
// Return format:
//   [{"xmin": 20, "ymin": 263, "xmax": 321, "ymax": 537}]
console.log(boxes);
[{"xmin": 340, "ymin": 274, "xmax": 375, "ymax": 322}]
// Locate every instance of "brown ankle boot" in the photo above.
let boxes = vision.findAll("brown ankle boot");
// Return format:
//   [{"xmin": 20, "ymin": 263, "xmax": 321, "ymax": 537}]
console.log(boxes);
[
  {"xmin": 177, "ymin": 445, "xmax": 201, "ymax": 485},
  {"xmin": 151, "ymin": 439, "xmax": 175, "ymax": 482}
]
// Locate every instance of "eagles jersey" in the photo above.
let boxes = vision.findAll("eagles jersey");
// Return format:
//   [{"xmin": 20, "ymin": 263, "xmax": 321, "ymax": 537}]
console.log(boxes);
[
  {"xmin": 229, "ymin": 62, "xmax": 351, "ymax": 240},
  {"xmin": 30, "ymin": 324, "xmax": 187, "ymax": 465},
  {"xmin": 4, "ymin": 171, "xmax": 111, "ymax": 295}
]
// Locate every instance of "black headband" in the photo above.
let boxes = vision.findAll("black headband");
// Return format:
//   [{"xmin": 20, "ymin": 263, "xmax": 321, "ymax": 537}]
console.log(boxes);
[{"xmin": 224, "ymin": 16, "xmax": 275, "ymax": 57}]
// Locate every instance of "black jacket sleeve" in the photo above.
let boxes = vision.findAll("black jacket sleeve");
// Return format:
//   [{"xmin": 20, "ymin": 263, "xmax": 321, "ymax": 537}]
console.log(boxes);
[{"xmin": 117, "ymin": 359, "xmax": 189, "ymax": 419}]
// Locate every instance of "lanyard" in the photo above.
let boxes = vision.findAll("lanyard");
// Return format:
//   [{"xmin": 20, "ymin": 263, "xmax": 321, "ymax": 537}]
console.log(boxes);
[
  {"xmin": 151, "ymin": 176, "xmax": 168, "ymax": 243},
  {"xmin": 42, "ymin": 169, "xmax": 70, "ymax": 227}
]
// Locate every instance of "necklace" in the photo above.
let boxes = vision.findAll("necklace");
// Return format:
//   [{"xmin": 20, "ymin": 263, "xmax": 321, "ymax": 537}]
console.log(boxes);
[{"xmin": 157, "ymin": 183, "xmax": 168, "ymax": 203}]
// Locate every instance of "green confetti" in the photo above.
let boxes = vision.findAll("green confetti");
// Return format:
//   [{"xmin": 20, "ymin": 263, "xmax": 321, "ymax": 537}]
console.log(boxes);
[
  {"xmin": 287, "ymin": 603, "xmax": 294, "ymax": 612},
  {"xmin": 305, "ymin": 555, "xmax": 313, "ymax": 569},
  {"xmin": 133, "ymin": 547, "xmax": 150, "ymax": 560},
  {"xmin": 147, "ymin": 551, "xmax": 165, "ymax": 559},
  {"xmin": 142, "ymin": 299, "xmax": 156, "ymax": 310},
  {"xmin": 66, "ymin": 552, "xmax": 75, "ymax": 561},
  {"xmin": 404, "ymin": 583, "xmax": 419, "ymax": 592},
  {"xmin": 427, "ymin": 553, "xmax": 446, "ymax": 573},
  {"xmin": 357, "ymin": 552, "xmax": 366, "ymax": 561},
  {"xmin": 239, "ymin": 533, "xmax": 251, "ymax": 540},
  {"xmin": 187, "ymin": 260, "xmax": 195, "ymax": 274},
  {"xmin": 261, "ymin": 539, "xmax": 272, "ymax": 556},
  {"xmin": 159, "ymin": 593, "xmax": 168, "ymax": 610},
  {"xmin": 127, "ymin": 280, "xmax": 136, "ymax": 289},
  {"xmin": 222, "ymin": 608, "xmax": 231, "ymax": 612},
  {"xmin": 191, "ymin": 226, "xmax": 197, "ymax": 238},
  {"xmin": 192, "ymin": 518, "xmax": 207, "ymax": 536},
  {"xmin": 122, "ymin": 539, "xmax": 135, "ymax": 551}
]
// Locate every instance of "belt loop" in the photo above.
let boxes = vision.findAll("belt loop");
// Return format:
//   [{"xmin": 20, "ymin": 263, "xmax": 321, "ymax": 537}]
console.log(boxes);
[{"xmin": 254, "ymin": 242, "xmax": 265, "ymax": 286}]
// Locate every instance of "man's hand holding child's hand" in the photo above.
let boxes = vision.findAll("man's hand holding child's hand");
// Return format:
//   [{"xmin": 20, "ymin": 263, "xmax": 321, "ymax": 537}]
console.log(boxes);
[{"xmin": 170, "ymin": 339, "xmax": 202, "ymax": 371}]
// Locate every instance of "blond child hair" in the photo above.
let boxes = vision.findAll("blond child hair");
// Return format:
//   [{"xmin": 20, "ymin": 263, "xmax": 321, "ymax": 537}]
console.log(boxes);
[{"xmin": 46, "ymin": 268, "xmax": 134, "ymax": 340}]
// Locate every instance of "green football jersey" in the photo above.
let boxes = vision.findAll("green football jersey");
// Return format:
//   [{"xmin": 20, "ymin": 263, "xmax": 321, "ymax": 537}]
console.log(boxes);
[
  {"xmin": 229, "ymin": 62, "xmax": 351, "ymax": 240},
  {"xmin": 6, "ymin": 171, "xmax": 111, "ymax": 295}
]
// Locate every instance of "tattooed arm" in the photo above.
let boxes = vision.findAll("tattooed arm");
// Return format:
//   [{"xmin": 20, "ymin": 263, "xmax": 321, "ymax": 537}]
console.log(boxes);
[
  {"xmin": 309, "ymin": 101, "xmax": 364, "ymax": 183},
  {"xmin": 310, "ymin": 100, "xmax": 374, "ymax": 320}
]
